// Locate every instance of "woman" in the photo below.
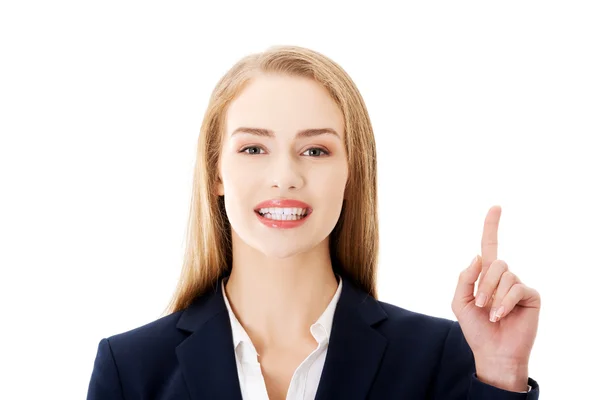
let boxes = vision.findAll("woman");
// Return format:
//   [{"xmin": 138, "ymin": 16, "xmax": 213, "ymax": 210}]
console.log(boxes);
[{"xmin": 87, "ymin": 45, "xmax": 541, "ymax": 399}]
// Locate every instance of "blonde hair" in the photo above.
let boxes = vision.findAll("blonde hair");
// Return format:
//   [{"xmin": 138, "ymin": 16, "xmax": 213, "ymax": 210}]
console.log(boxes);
[{"xmin": 163, "ymin": 45, "xmax": 379, "ymax": 315}]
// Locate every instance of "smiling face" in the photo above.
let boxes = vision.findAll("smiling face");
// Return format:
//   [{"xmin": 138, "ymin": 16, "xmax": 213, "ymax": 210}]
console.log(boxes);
[{"xmin": 216, "ymin": 73, "xmax": 349, "ymax": 259}]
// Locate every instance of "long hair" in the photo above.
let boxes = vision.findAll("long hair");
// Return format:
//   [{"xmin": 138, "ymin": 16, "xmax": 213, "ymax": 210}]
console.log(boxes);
[{"xmin": 163, "ymin": 45, "xmax": 379, "ymax": 315}]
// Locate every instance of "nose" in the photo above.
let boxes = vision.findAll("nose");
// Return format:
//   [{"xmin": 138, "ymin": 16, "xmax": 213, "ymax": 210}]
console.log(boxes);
[{"xmin": 270, "ymin": 152, "xmax": 305, "ymax": 191}]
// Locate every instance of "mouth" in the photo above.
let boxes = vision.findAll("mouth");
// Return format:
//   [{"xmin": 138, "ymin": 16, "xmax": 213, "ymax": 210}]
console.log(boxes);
[
  {"xmin": 253, "ymin": 198, "xmax": 313, "ymax": 223},
  {"xmin": 254, "ymin": 207, "xmax": 311, "ymax": 221}
]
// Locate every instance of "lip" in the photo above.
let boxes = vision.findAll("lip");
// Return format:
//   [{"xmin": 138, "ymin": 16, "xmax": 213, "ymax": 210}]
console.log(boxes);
[
  {"xmin": 254, "ymin": 198, "xmax": 312, "ymax": 212},
  {"xmin": 254, "ymin": 198, "xmax": 313, "ymax": 229}
]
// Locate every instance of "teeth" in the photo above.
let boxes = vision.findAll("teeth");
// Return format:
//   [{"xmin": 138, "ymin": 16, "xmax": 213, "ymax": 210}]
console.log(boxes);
[
  {"xmin": 257, "ymin": 207, "xmax": 309, "ymax": 220},
  {"xmin": 263, "ymin": 213, "xmax": 304, "ymax": 221},
  {"xmin": 258, "ymin": 207, "xmax": 307, "ymax": 216}
]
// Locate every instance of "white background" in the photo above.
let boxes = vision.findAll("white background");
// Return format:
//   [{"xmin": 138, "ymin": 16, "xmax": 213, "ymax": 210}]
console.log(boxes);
[{"xmin": 1, "ymin": 1, "xmax": 598, "ymax": 399}]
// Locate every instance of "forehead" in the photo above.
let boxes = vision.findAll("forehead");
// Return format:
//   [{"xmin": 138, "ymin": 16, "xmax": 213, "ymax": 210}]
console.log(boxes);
[{"xmin": 225, "ymin": 74, "xmax": 344, "ymax": 136}]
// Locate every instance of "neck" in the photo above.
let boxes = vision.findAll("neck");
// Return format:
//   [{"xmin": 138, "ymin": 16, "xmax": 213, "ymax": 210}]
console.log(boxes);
[{"xmin": 224, "ymin": 235, "xmax": 339, "ymax": 351}]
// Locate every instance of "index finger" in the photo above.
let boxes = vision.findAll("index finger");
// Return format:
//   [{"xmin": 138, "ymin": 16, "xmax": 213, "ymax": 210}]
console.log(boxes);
[{"xmin": 481, "ymin": 205, "xmax": 502, "ymax": 279}]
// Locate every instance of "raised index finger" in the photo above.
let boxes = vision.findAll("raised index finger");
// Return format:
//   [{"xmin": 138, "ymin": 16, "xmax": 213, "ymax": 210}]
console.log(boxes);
[{"xmin": 480, "ymin": 205, "xmax": 502, "ymax": 279}]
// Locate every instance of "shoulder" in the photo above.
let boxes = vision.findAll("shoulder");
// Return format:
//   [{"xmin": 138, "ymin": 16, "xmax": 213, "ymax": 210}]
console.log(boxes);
[
  {"xmin": 109, "ymin": 309, "xmax": 185, "ymax": 341},
  {"xmin": 99, "ymin": 310, "xmax": 188, "ymax": 365},
  {"xmin": 373, "ymin": 300, "xmax": 463, "ymax": 353},
  {"xmin": 88, "ymin": 309, "xmax": 199, "ymax": 397},
  {"xmin": 377, "ymin": 300, "xmax": 455, "ymax": 332}
]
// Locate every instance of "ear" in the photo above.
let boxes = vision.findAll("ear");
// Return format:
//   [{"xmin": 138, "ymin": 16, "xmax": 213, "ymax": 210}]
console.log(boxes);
[
  {"xmin": 215, "ymin": 176, "xmax": 224, "ymax": 196},
  {"xmin": 214, "ymin": 174, "xmax": 225, "ymax": 196}
]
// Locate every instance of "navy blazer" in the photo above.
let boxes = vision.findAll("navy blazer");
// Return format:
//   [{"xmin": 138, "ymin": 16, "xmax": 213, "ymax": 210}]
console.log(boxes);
[{"xmin": 87, "ymin": 273, "xmax": 540, "ymax": 399}]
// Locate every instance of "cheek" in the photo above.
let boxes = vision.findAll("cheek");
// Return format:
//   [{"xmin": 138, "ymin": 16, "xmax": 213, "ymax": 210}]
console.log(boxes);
[
  {"xmin": 220, "ymin": 159, "xmax": 252, "ymax": 226},
  {"xmin": 317, "ymin": 163, "xmax": 348, "ymax": 194},
  {"xmin": 309, "ymin": 163, "xmax": 348, "ymax": 215},
  {"xmin": 220, "ymin": 155, "xmax": 257, "ymax": 196}
]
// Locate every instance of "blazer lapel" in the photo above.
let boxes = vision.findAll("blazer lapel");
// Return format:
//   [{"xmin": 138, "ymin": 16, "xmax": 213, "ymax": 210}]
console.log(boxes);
[
  {"xmin": 175, "ymin": 277, "xmax": 243, "ymax": 400},
  {"xmin": 174, "ymin": 273, "xmax": 388, "ymax": 400},
  {"xmin": 315, "ymin": 274, "xmax": 389, "ymax": 400}
]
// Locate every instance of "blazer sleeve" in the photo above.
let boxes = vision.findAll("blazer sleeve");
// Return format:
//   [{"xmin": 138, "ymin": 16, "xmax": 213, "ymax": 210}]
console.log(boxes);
[
  {"xmin": 431, "ymin": 321, "xmax": 540, "ymax": 400},
  {"xmin": 86, "ymin": 338, "xmax": 126, "ymax": 400}
]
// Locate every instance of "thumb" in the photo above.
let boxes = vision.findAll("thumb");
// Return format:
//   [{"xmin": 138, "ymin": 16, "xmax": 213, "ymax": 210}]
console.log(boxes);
[{"xmin": 452, "ymin": 255, "xmax": 482, "ymax": 312}]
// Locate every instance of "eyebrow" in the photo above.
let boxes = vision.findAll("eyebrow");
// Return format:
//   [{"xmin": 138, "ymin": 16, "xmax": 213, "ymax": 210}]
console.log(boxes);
[{"xmin": 230, "ymin": 127, "xmax": 341, "ymax": 139}]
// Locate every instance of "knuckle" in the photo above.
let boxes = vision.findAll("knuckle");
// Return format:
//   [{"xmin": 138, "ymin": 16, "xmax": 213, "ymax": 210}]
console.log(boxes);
[
  {"xmin": 458, "ymin": 269, "xmax": 472, "ymax": 283},
  {"xmin": 503, "ymin": 270, "xmax": 517, "ymax": 283},
  {"xmin": 493, "ymin": 259, "xmax": 509, "ymax": 272},
  {"xmin": 511, "ymin": 283, "xmax": 526, "ymax": 297}
]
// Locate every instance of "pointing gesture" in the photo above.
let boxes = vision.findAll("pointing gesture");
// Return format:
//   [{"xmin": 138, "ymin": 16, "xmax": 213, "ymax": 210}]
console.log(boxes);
[
  {"xmin": 451, "ymin": 206, "xmax": 541, "ymax": 392},
  {"xmin": 480, "ymin": 205, "xmax": 500, "ymax": 281}
]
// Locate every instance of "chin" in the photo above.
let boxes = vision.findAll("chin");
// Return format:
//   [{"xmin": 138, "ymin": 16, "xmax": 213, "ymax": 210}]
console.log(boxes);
[
  {"xmin": 259, "ymin": 246, "xmax": 304, "ymax": 260},
  {"xmin": 257, "ymin": 244, "xmax": 310, "ymax": 260}
]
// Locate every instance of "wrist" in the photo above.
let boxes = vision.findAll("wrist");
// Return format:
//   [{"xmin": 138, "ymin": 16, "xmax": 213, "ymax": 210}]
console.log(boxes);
[{"xmin": 474, "ymin": 359, "xmax": 529, "ymax": 392}]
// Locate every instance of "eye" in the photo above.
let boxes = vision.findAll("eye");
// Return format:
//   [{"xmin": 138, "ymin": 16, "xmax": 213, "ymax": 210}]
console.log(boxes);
[
  {"xmin": 302, "ymin": 147, "xmax": 330, "ymax": 157},
  {"xmin": 240, "ymin": 146, "xmax": 265, "ymax": 155}
]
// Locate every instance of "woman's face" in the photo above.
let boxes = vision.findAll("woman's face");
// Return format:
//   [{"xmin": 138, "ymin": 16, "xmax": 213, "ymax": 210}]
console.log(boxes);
[{"xmin": 217, "ymin": 73, "xmax": 348, "ymax": 259}]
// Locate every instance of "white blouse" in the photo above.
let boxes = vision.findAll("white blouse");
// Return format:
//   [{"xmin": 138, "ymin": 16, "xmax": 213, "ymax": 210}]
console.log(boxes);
[{"xmin": 221, "ymin": 276, "xmax": 343, "ymax": 400}]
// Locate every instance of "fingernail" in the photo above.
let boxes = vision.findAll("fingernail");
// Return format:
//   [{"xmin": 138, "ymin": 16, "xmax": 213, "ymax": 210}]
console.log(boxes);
[
  {"xmin": 489, "ymin": 307, "xmax": 497, "ymax": 322},
  {"xmin": 495, "ymin": 306, "xmax": 505, "ymax": 319},
  {"xmin": 475, "ymin": 292, "xmax": 487, "ymax": 307},
  {"xmin": 471, "ymin": 256, "xmax": 478, "ymax": 267}
]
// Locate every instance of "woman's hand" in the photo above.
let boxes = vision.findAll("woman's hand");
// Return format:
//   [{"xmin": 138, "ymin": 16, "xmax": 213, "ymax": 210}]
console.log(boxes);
[{"xmin": 451, "ymin": 205, "xmax": 541, "ymax": 392}]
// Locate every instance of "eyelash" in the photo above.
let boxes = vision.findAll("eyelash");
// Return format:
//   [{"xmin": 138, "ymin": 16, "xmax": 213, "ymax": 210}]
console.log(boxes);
[{"xmin": 239, "ymin": 146, "xmax": 330, "ymax": 157}]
